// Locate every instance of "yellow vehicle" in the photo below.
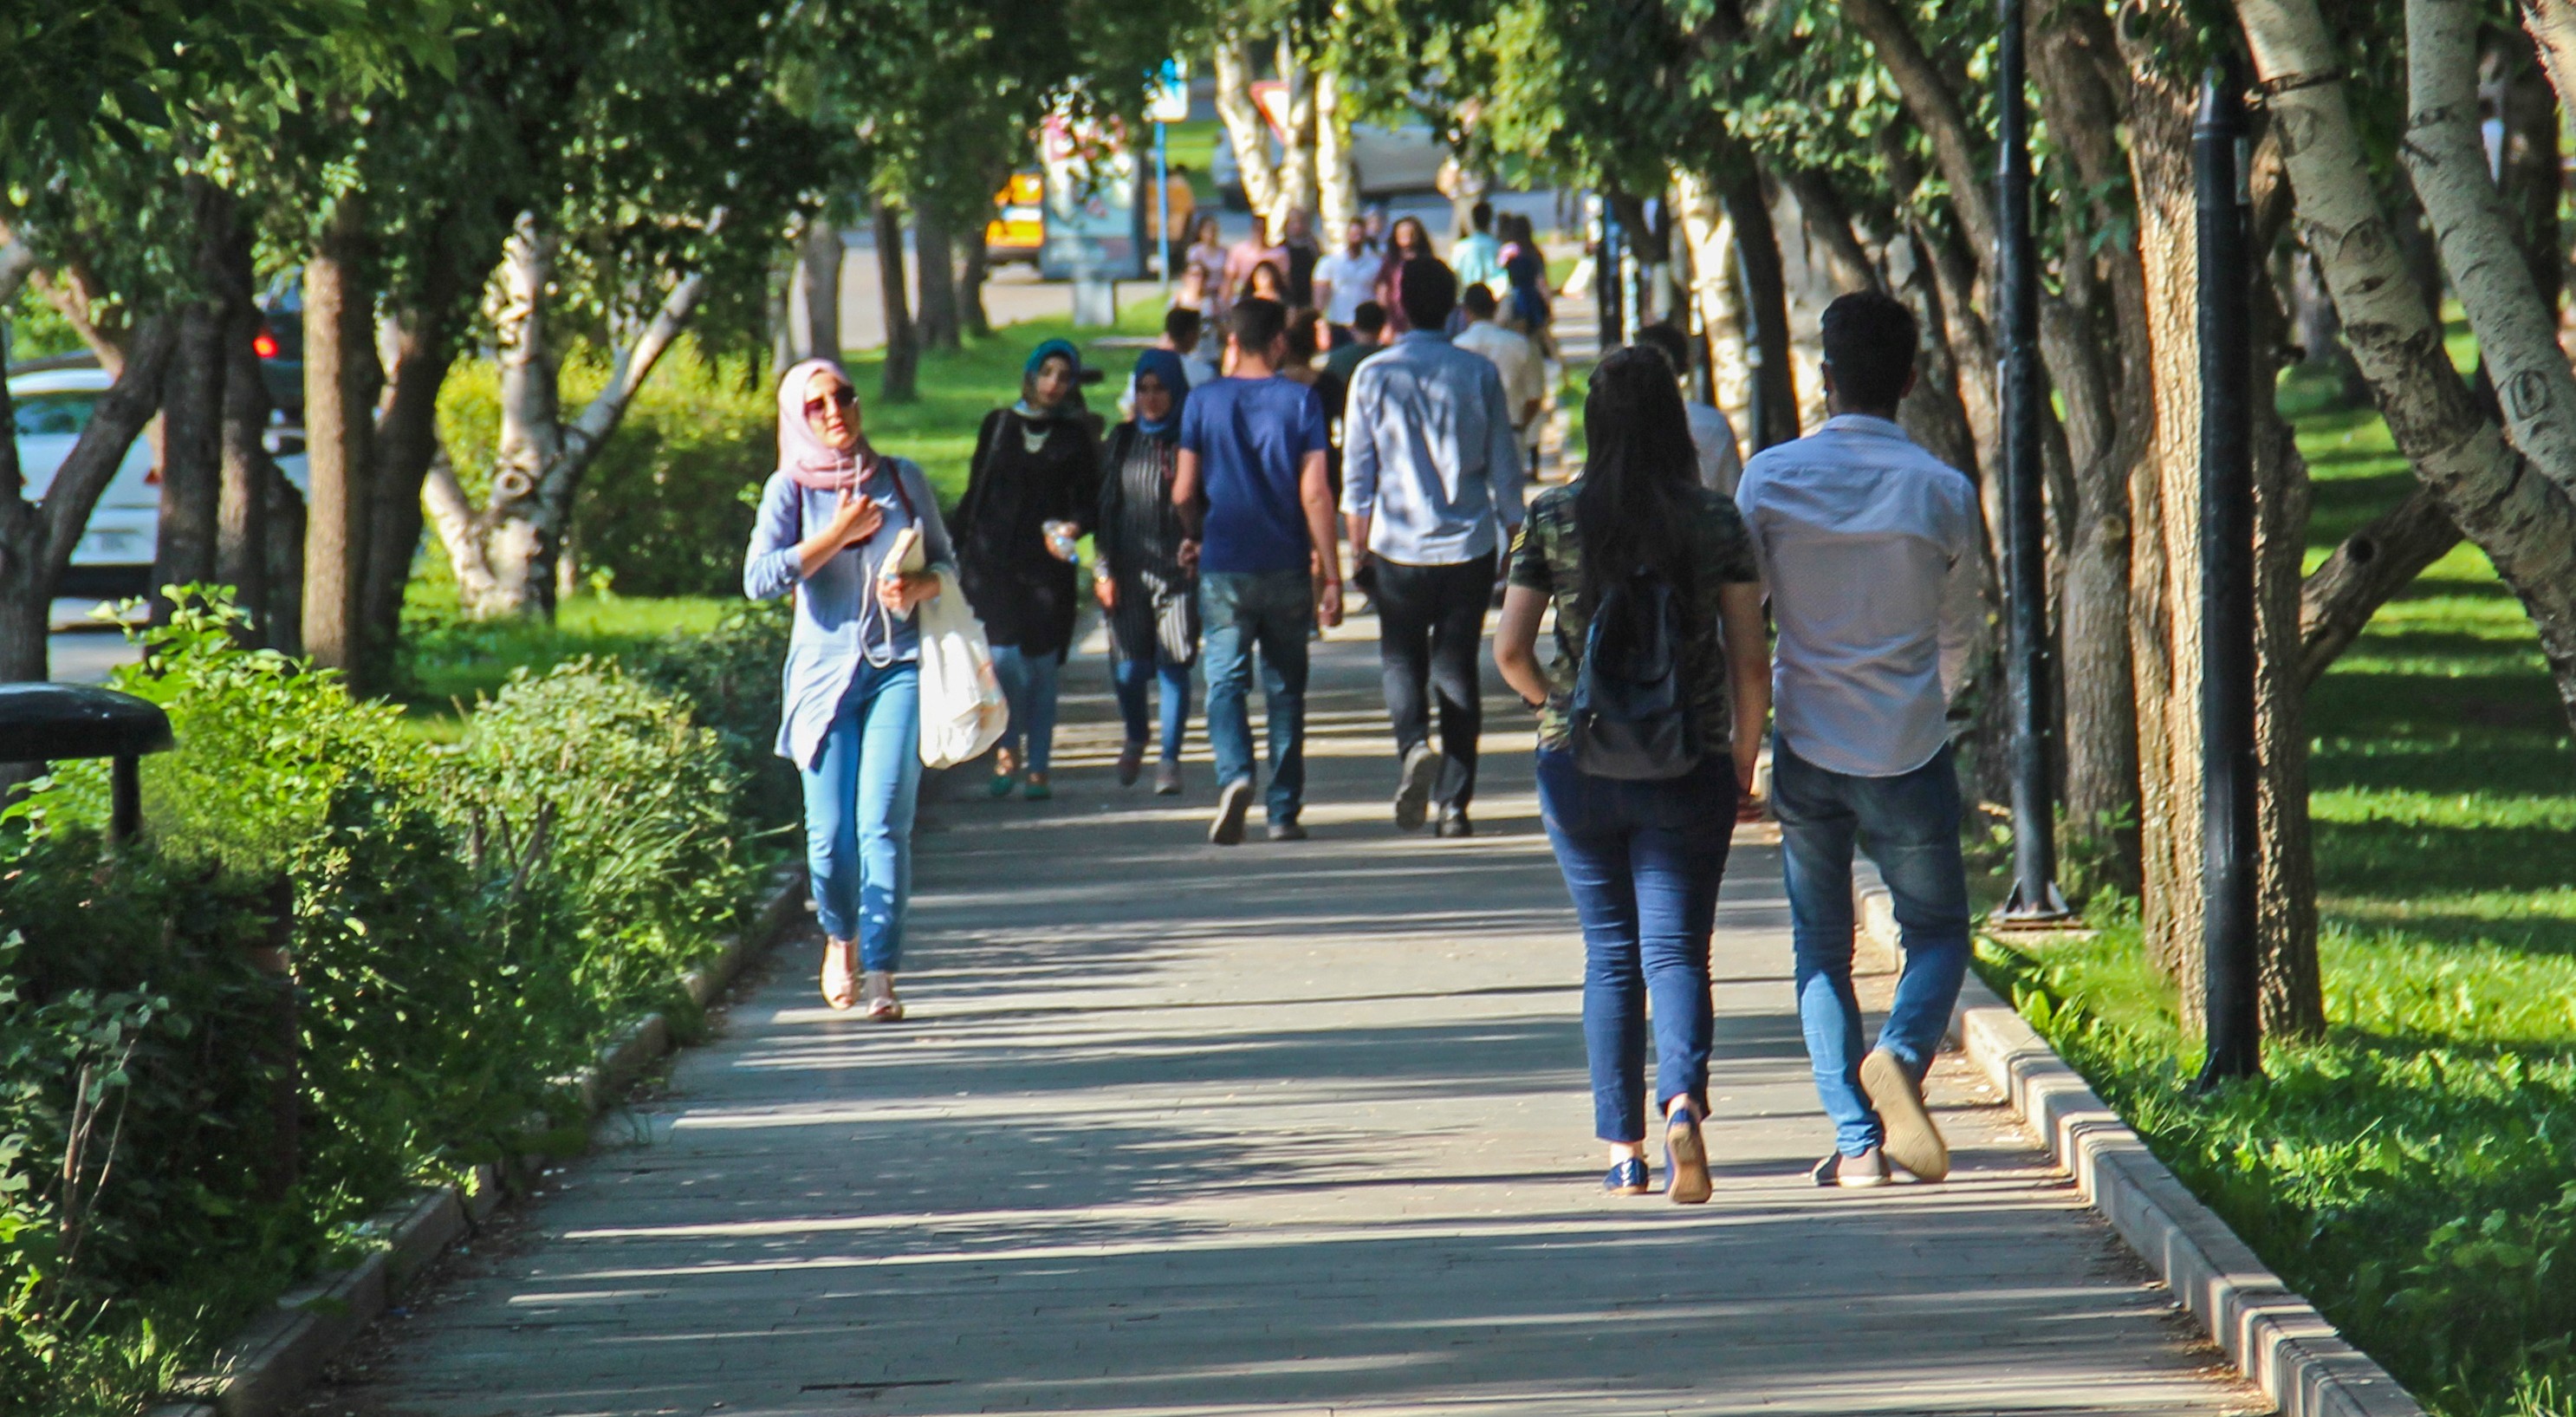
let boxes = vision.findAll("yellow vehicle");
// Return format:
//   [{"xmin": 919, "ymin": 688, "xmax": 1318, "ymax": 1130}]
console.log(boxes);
[{"xmin": 984, "ymin": 171, "xmax": 1044, "ymax": 264}]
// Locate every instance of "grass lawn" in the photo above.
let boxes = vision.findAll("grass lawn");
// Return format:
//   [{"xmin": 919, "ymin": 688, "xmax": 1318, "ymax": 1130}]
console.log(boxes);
[{"xmin": 1977, "ymin": 356, "xmax": 2576, "ymax": 1417}]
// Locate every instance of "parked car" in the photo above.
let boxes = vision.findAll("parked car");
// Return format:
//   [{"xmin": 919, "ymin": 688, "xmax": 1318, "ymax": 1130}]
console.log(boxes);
[
  {"xmin": 1210, "ymin": 124, "xmax": 1450, "ymax": 211},
  {"xmin": 984, "ymin": 171, "xmax": 1045, "ymax": 265},
  {"xmin": 10, "ymin": 357, "xmax": 308, "ymax": 600}
]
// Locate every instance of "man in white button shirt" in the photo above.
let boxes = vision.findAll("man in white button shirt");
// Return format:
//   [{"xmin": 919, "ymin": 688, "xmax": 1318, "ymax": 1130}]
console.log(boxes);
[
  {"xmin": 1734, "ymin": 290, "xmax": 1982, "ymax": 1192},
  {"xmin": 1312, "ymin": 217, "xmax": 1385, "ymax": 330}
]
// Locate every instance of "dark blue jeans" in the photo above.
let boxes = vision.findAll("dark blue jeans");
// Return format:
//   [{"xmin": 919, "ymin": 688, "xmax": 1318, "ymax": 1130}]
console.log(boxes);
[
  {"xmin": 1770, "ymin": 736, "xmax": 1971, "ymax": 1157},
  {"xmin": 1200, "ymin": 569, "xmax": 1313, "ymax": 824},
  {"xmin": 1536, "ymin": 748, "xmax": 1741, "ymax": 1144}
]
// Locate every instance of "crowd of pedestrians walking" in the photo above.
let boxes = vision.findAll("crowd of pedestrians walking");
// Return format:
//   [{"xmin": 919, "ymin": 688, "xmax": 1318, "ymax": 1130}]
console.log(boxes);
[{"xmin": 746, "ymin": 194, "xmax": 1977, "ymax": 1211}]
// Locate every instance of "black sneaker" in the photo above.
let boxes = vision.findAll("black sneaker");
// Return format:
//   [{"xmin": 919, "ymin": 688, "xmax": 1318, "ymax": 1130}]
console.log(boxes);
[
  {"xmin": 1209, "ymin": 777, "xmax": 1253, "ymax": 846},
  {"xmin": 1435, "ymin": 809, "xmax": 1473, "ymax": 838},
  {"xmin": 1266, "ymin": 819, "xmax": 1308, "ymax": 842}
]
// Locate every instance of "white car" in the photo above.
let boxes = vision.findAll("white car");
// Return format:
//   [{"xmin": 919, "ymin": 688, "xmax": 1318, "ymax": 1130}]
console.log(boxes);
[{"xmin": 10, "ymin": 361, "xmax": 308, "ymax": 600}]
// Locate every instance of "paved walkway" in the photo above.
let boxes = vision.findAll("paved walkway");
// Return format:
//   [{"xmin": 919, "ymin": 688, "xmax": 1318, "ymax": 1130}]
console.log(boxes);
[{"xmin": 302, "ymin": 625, "xmax": 2255, "ymax": 1417}]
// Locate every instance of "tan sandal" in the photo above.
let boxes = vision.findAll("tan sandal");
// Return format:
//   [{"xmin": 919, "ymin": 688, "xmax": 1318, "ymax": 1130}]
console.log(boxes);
[
  {"xmin": 862, "ymin": 969, "xmax": 905, "ymax": 1022},
  {"xmin": 821, "ymin": 940, "xmax": 858, "ymax": 1011}
]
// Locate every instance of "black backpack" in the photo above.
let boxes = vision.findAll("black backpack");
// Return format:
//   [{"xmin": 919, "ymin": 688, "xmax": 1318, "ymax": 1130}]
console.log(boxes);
[{"xmin": 1567, "ymin": 569, "xmax": 1701, "ymax": 780}]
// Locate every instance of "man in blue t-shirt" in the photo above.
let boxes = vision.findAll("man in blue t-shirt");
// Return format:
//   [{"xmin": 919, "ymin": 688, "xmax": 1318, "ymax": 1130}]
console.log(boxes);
[{"xmin": 1173, "ymin": 296, "xmax": 1343, "ymax": 846}]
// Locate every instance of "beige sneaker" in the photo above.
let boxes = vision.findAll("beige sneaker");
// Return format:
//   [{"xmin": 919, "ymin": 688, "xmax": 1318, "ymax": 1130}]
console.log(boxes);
[
  {"xmin": 861, "ymin": 969, "xmax": 905, "ymax": 1022},
  {"xmin": 1860, "ymin": 1048, "xmax": 1950, "ymax": 1182},
  {"xmin": 820, "ymin": 940, "xmax": 857, "ymax": 1011}
]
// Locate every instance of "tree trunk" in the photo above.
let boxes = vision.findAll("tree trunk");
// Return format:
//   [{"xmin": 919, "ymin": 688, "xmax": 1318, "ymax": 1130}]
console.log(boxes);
[
  {"xmin": 359, "ymin": 306, "xmax": 456, "ymax": 673},
  {"xmin": 153, "ymin": 300, "xmax": 225, "ymax": 618},
  {"xmin": 1315, "ymin": 67, "xmax": 1361, "ymax": 235},
  {"xmin": 795, "ymin": 214, "xmax": 843, "ymax": 361},
  {"xmin": 2495, "ymin": 31, "xmax": 2560, "ymax": 318},
  {"xmin": 1214, "ymin": 39, "xmax": 1285, "ymax": 230},
  {"xmin": 2242, "ymin": 0, "xmax": 2576, "ymax": 732},
  {"xmin": 2406, "ymin": 0, "xmax": 2576, "ymax": 509},
  {"xmin": 2299, "ymin": 488, "xmax": 2462, "ymax": 682},
  {"xmin": 1785, "ymin": 169, "xmax": 1880, "ymax": 296},
  {"xmin": 1272, "ymin": 34, "xmax": 1319, "ymax": 224},
  {"xmin": 960, "ymin": 233, "xmax": 993, "ymax": 340},
  {"xmin": 1674, "ymin": 174, "xmax": 1754, "ymax": 438},
  {"xmin": 299, "ymin": 211, "xmax": 380, "ymax": 675},
  {"xmin": 1721, "ymin": 165, "xmax": 1798, "ymax": 450},
  {"xmin": 0, "ymin": 320, "xmax": 173, "ymax": 681},
  {"xmin": 217, "ymin": 285, "xmax": 272, "ymax": 626},
  {"xmin": 2521, "ymin": 0, "xmax": 2576, "ymax": 142},
  {"xmin": 915, "ymin": 203, "xmax": 959, "ymax": 352},
  {"xmin": 875, "ymin": 198, "xmax": 918, "ymax": 403},
  {"xmin": 263, "ymin": 464, "xmax": 305, "ymax": 656}
]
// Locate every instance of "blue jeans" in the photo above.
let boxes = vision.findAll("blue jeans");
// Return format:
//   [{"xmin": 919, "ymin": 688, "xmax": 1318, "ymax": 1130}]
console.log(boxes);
[
  {"xmin": 800, "ymin": 660, "xmax": 922, "ymax": 971},
  {"xmin": 990, "ymin": 644, "xmax": 1061, "ymax": 774},
  {"xmin": 1771, "ymin": 736, "xmax": 1971, "ymax": 1157},
  {"xmin": 1536, "ymin": 748, "xmax": 1741, "ymax": 1144},
  {"xmin": 1200, "ymin": 570, "xmax": 1312, "ymax": 824},
  {"xmin": 1113, "ymin": 652, "xmax": 1194, "ymax": 762}
]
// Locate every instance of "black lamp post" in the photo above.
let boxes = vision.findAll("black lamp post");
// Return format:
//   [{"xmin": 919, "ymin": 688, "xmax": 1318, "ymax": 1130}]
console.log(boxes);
[
  {"xmin": 0, "ymin": 682, "xmax": 175, "ymax": 843},
  {"xmin": 2194, "ymin": 63, "xmax": 2262, "ymax": 1087},
  {"xmin": 1995, "ymin": 0, "xmax": 2072, "ymax": 926}
]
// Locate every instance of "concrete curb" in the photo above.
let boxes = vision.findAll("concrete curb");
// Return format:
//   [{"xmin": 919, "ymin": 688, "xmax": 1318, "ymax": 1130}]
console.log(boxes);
[
  {"xmin": 163, "ymin": 863, "xmax": 809, "ymax": 1417},
  {"xmin": 1849, "ymin": 861, "xmax": 2424, "ymax": 1417}
]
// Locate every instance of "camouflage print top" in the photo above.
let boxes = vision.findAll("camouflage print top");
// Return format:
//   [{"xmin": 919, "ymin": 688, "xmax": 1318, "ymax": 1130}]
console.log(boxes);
[{"xmin": 1505, "ymin": 482, "xmax": 1763, "ymax": 753}]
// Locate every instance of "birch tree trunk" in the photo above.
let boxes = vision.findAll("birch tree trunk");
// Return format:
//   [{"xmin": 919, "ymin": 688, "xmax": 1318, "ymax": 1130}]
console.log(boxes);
[
  {"xmin": 2521, "ymin": 0, "xmax": 2576, "ymax": 127},
  {"xmin": 2240, "ymin": 0, "xmax": 2576, "ymax": 731},
  {"xmin": 1315, "ymin": 67, "xmax": 1360, "ymax": 236},
  {"xmin": 1273, "ymin": 36, "xmax": 1319, "ymax": 224},
  {"xmin": 1214, "ymin": 41, "xmax": 1284, "ymax": 231},
  {"xmin": 2408, "ymin": 0, "xmax": 2576, "ymax": 507},
  {"xmin": 1674, "ymin": 174, "xmax": 1753, "ymax": 449}
]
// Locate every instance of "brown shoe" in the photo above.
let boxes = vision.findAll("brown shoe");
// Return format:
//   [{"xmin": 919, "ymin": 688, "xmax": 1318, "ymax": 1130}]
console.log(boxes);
[
  {"xmin": 820, "ymin": 940, "xmax": 857, "ymax": 1011},
  {"xmin": 861, "ymin": 969, "xmax": 905, "ymax": 1023}
]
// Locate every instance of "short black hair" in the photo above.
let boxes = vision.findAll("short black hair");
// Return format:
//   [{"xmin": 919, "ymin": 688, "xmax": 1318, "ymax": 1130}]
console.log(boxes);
[
  {"xmin": 1471, "ymin": 198, "xmax": 1494, "ymax": 231},
  {"xmin": 1398, "ymin": 256, "xmax": 1458, "ymax": 332},
  {"xmin": 1820, "ymin": 290, "xmax": 1917, "ymax": 412},
  {"xmin": 1351, "ymin": 301, "xmax": 1387, "ymax": 335},
  {"xmin": 1461, "ymin": 283, "xmax": 1499, "ymax": 319},
  {"xmin": 1164, "ymin": 306, "xmax": 1203, "ymax": 344},
  {"xmin": 1635, "ymin": 322, "xmax": 1690, "ymax": 376},
  {"xmin": 1230, "ymin": 296, "xmax": 1288, "ymax": 354}
]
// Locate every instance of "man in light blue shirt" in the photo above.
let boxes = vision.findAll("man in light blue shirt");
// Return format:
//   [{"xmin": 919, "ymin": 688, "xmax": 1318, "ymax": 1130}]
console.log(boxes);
[
  {"xmin": 1735, "ymin": 289, "xmax": 1983, "ymax": 1192},
  {"xmin": 1342, "ymin": 257, "xmax": 1526, "ymax": 836},
  {"xmin": 1450, "ymin": 200, "xmax": 1507, "ymax": 300}
]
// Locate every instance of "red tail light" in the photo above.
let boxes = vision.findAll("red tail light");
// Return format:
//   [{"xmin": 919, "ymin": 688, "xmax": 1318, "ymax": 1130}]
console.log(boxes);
[{"xmin": 252, "ymin": 328, "xmax": 280, "ymax": 360}]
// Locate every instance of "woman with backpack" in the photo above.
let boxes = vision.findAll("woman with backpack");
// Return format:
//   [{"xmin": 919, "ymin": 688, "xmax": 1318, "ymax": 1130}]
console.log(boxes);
[{"xmin": 1492, "ymin": 346, "xmax": 1770, "ymax": 1205}]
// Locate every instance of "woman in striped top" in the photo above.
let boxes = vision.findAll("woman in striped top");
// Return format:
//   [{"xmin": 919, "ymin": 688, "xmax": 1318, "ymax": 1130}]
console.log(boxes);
[{"xmin": 1093, "ymin": 348, "xmax": 1201, "ymax": 795}]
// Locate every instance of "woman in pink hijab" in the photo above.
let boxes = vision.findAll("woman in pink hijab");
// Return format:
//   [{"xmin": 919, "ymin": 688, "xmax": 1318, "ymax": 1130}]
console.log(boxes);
[{"xmin": 744, "ymin": 358, "xmax": 957, "ymax": 1020}]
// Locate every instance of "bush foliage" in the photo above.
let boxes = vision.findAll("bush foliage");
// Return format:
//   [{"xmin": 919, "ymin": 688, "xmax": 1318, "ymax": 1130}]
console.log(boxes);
[{"xmin": 0, "ymin": 592, "xmax": 776, "ymax": 1414}]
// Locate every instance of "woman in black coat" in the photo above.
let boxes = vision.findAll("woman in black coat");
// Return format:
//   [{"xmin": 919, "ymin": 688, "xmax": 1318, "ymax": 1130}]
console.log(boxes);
[{"xmin": 957, "ymin": 338, "xmax": 1103, "ymax": 800}]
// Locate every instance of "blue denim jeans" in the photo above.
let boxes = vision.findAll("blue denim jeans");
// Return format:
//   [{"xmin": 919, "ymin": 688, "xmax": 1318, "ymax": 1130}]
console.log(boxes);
[
  {"xmin": 1200, "ymin": 570, "xmax": 1313, "ymax": 824},
  {"xmin": 1770, "ymin": 736, "xmax": 1971, "ymax": 1157},
  {"xmin": 1112, "ymin": 651, "xmax": 1194, "ymax": 762},
  {"xmin": 1536, "ymin": 748, "xmax": 1741, "ymax": 1144},
  {"xmin": 800, "ymin": 660, "xmax": 923, "ymax": 971},
  {"xmin": 989, "ymin": 644, "xmax": 1061, "ymax": 775}
]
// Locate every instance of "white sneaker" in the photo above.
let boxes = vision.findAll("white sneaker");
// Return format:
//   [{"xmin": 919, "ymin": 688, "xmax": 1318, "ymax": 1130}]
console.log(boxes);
[{"xmin": 1812, "ymin": 1146, "xmax": 1891, "ymax": 1188}]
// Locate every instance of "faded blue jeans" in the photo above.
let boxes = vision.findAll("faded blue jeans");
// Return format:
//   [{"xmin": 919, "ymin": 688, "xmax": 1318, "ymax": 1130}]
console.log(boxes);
[
  {"xmin": 1536, "ymin": 748, "xmax": 1741, "ymax": 1144},
  {"xmin": 1112, "ymin": 651, "xmax": 1195, "ymax": 763},
  {"xmin": 1770, "ymin": 736, "xmax": 1971, "ymax": 1157},
  {"xmin": 800, "ymin": 660, "xmax": 922, "ymax": 972},
  {"xmin": 989, "ymin": 644, "xmax": 1061, "ymax": 775},
  {"xmin": 1200, "ymin": 569, "xmax": 1313, "ymax": 825}
]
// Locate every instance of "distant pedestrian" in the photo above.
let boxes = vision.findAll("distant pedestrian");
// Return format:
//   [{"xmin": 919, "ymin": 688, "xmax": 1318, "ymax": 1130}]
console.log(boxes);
[
  {"xmin": 1226, "ymin": 221, "xmax": 1288, "ymax": 308},
  {"xmin": 1157, "ymin": 163, "xmax": 1198, "ymax": 276},
  {"xmin": 1317, "ymin": 300, "xmax": 1390, "ymax": 430},
  {"xmin": 1172, "ymin": 296, "xmax": 1344, "ymax": 845},
  {"xmin": 1245, "ymin": 260, "xmax": 1288, "ymax": 307},
  {"xmin": 1492, "ymin": 347, "xmax": 1770, "ymax": 1204},
  {"xmin": 1637, "ymin": 322, "xmax": 1743, "ymax": 496},
  {"xmin": 1374, "ymin": 217, "xmax": 1434, "ymax": 333},
  {"xmin": 1278, "ymin": 208, "xmax": 1322, "ymax": 309},
  {"xmin": 1453, "ymin": 283, "xmax": 1547, "ymax": 483},
  {"xmin": 1118, "ymin": 308, "xmax": 1217, "ymax": 420},
  {"xmin": 1188, "ymin": 216, "xmax": 1230, "ymax": 320},
  {"xmin": 1499, "ymin": 212, "xmax": 1554, "ymax": 351},
  {"xmin": 1313, "ymin": 216, "xmax": 1385, "ymax": 329},
  {"xmin": 745, "ymin": 359, "xmax": 956, "ymax": 1023},
  {"xmin": 1095, "ymin": 349, "xmax": 1201, "ymax": 796},
  {"xmin": 1343, "ymin": 258, "xmax": 1526, "ymax": 838},
  {"xmin": 1452, "ymin": 199, "xmax": 1508, "ymax": 296},
  {"xmin": 1734, "ymin": 290, "xmax": 1980, "ymax": 1190},
  {"xmin": 957, "ymin": 339, "xmax": 1103, "ymax": 803}
]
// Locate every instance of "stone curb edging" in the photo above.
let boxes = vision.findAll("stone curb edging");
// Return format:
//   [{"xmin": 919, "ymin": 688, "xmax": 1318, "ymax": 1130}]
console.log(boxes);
[
  {"xmin": 152, "ymin": 863, "xmax": 810, "ymax": 1417},
  {"xmin": 1849, "ymin": 862, "xmax": 2424, "ymax": 1417}
]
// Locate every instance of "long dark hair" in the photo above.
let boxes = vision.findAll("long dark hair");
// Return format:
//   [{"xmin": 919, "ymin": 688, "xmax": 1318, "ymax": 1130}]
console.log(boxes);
[{"xmin": 1573, "ymin": 346, "xmax": 1702, "ymax": 616}]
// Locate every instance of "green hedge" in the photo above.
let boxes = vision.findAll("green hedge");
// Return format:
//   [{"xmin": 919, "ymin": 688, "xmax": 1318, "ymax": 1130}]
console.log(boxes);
[{"xmin": 0, "ymin": 591, "xmax": 782, "ymax": 1414}]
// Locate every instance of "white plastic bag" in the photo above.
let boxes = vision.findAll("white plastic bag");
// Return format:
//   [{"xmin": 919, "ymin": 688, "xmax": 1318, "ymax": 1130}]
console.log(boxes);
[{"xmin": 912, "ymin": 578, "xmax": 1009, "ymax": 769}]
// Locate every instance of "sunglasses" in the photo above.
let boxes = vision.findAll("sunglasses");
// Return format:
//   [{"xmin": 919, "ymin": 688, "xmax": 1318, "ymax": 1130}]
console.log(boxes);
[{"xmin": 803, "ymin": 386, "xmax": 858, "ymax": 419}]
